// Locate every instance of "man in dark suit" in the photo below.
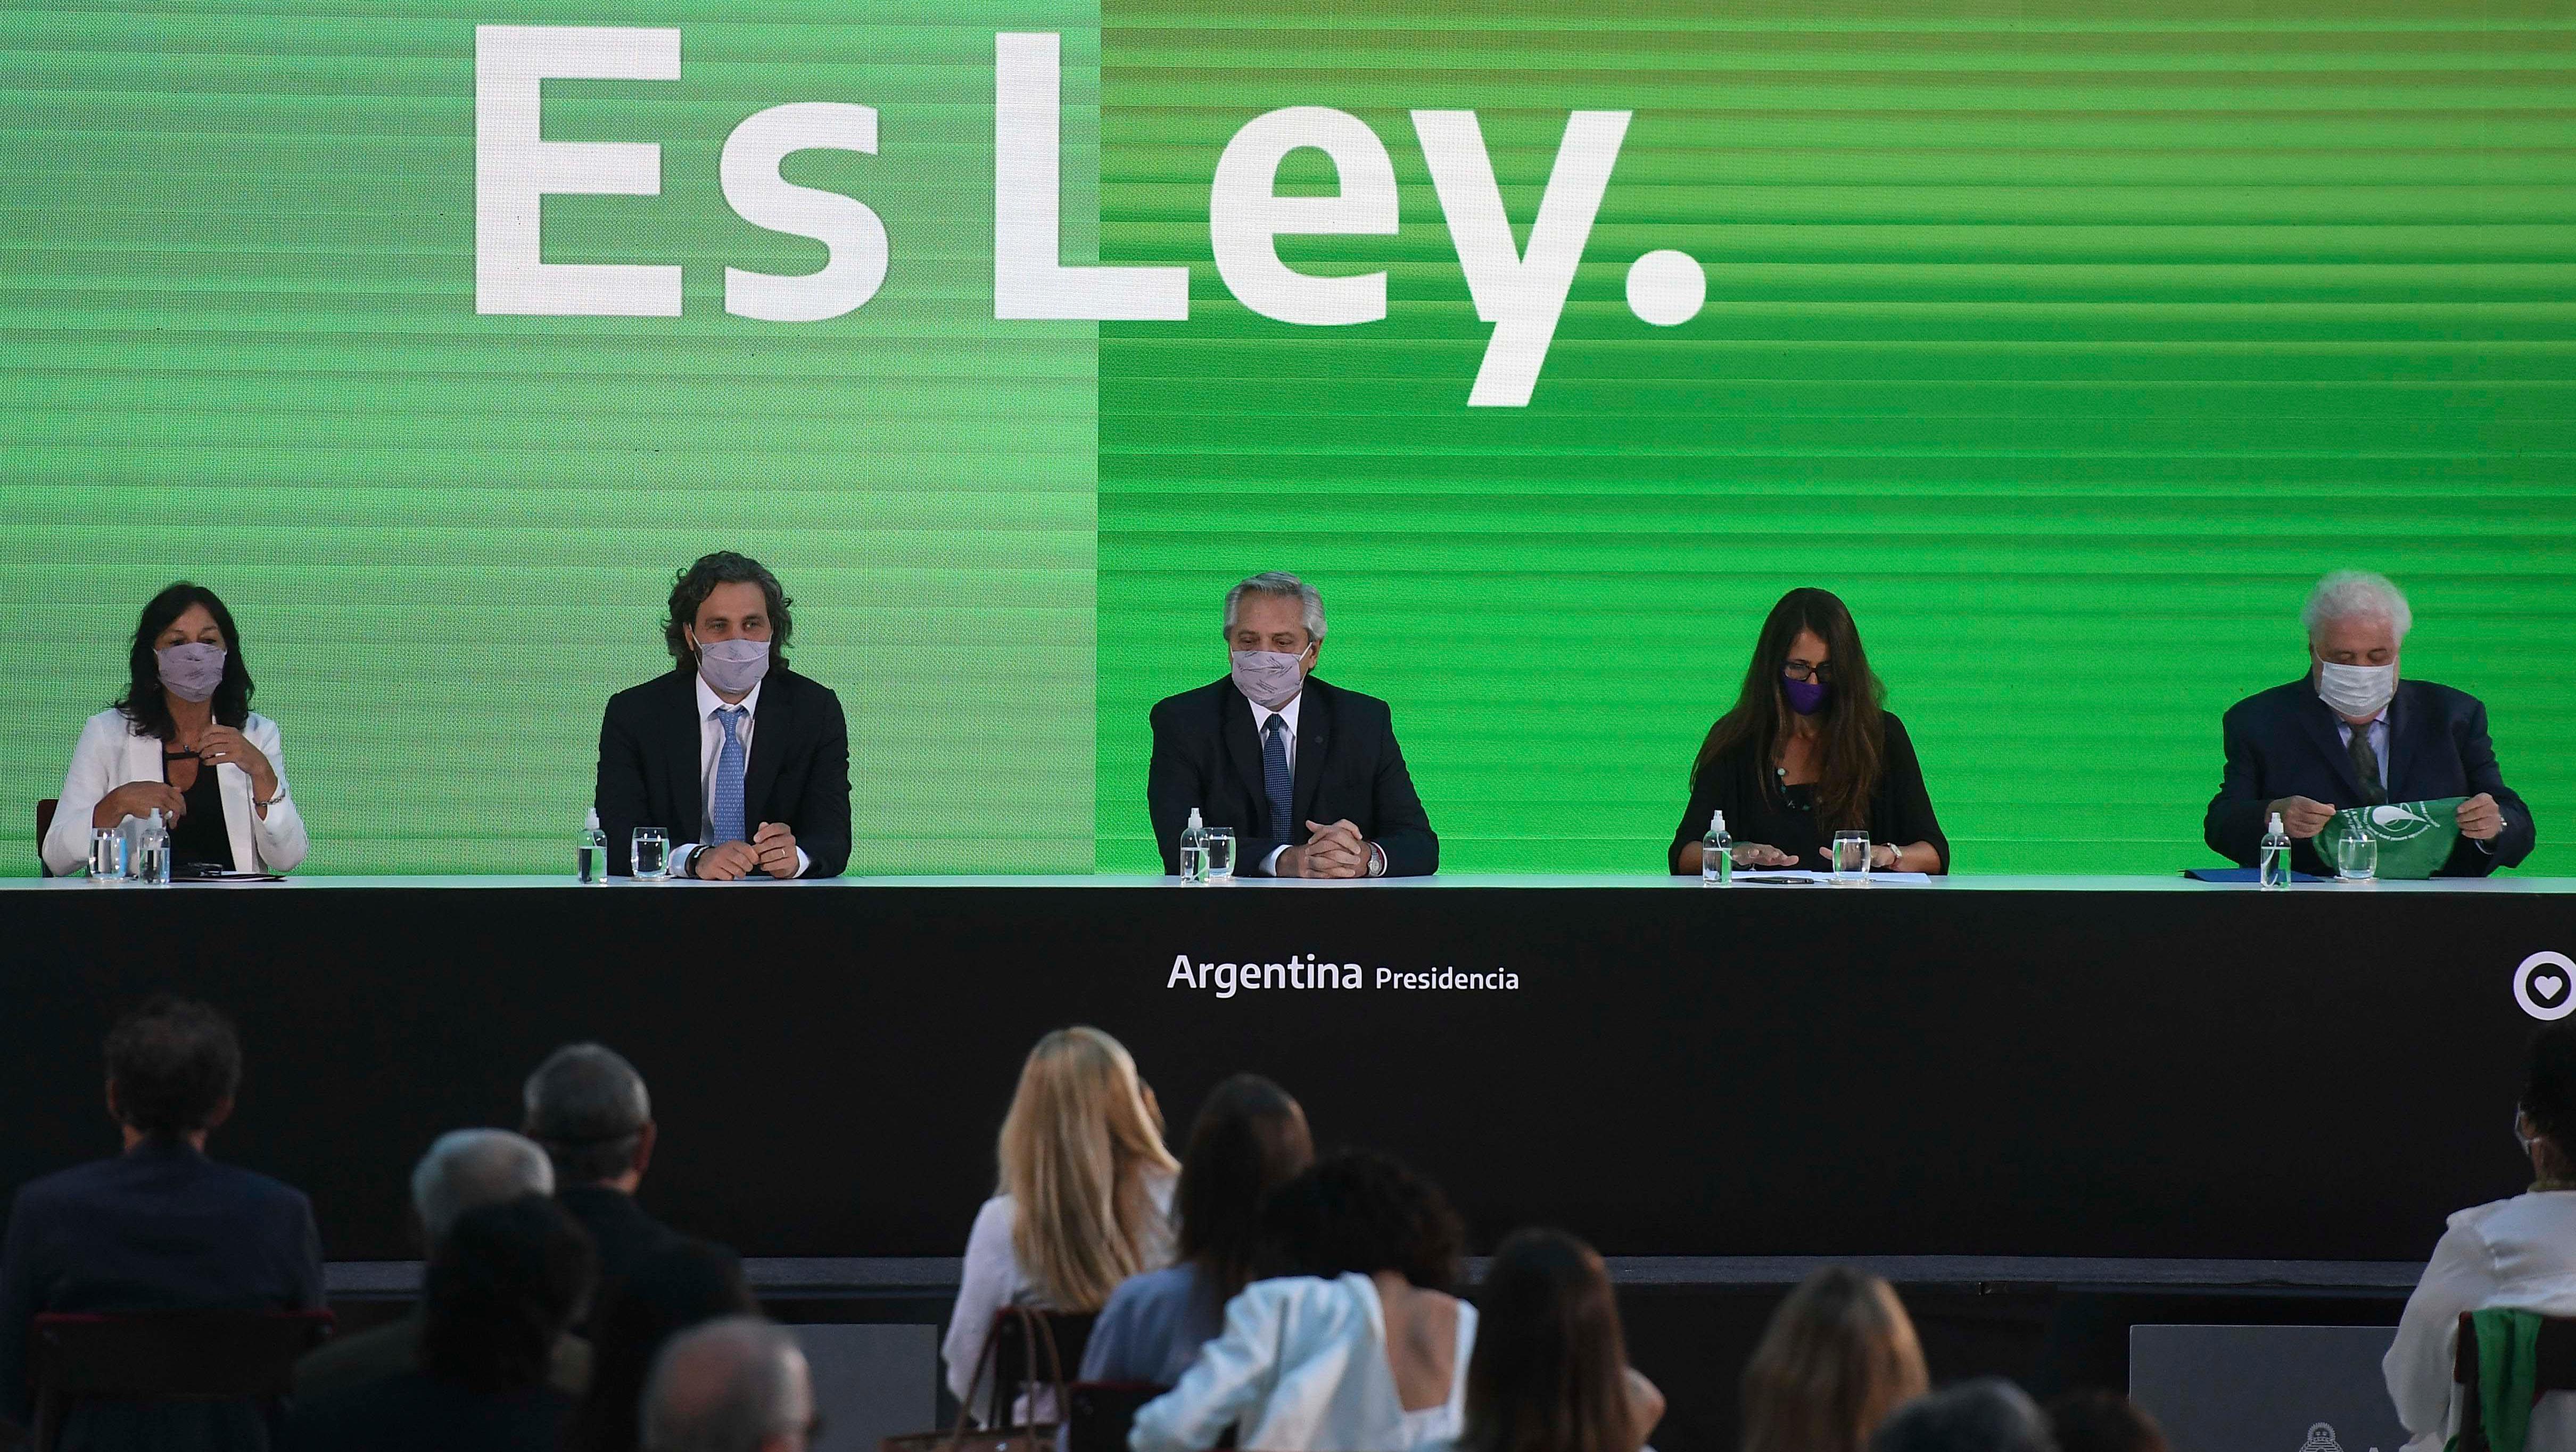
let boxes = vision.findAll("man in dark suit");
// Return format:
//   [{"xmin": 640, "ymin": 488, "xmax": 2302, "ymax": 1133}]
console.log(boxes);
[
  {"xmin": 1147, "ymin": 571, "xmax": 1436, "ymax": 877},
  {"xmin": 521, "ymin": 1043, "xmax": 700, "ymax": 1287},
  {"xmin": 597, "ymin": 550, "xmax": 850, "ymax": 880},
  {"xmin": 2206, "ymin": 570, "xmax": 2533, "ymax": 876},
  {"xmin": 0, "ymin": 995, "xmax": 324, "ymax": 1443}
]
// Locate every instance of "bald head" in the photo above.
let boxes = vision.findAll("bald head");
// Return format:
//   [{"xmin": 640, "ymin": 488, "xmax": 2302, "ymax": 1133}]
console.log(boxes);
[
  {"xmin": 643, "ymin": 1316, "xmax": 812, "ymax": 1452},
  {"xmin": 410, "ymin": 1129, "xmax": 554, "ymax": 1246}
]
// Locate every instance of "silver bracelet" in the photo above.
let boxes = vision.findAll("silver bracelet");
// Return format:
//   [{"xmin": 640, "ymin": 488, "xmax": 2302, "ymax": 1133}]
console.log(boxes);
[{"xmin": 255, "ymin": 785, "xmax": 288, "ymax": 808}]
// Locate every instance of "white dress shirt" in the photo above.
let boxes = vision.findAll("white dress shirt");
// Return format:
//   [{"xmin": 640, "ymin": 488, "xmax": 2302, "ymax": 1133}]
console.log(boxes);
[
  {"xmin": 943, "ymin": 1174, "xmax": 1177, "ymax": 1413},
  {"xmin": 673, "ymin": 675, "xmax": 809, "ymax": 879},
  {"xmin": 2384, "ymin": 1190, "xmax": 2576, "ymax": 1451},
  {"xmin": 1129, "ymin": 1273, "xmax": 1477, "ymax": 1452}
]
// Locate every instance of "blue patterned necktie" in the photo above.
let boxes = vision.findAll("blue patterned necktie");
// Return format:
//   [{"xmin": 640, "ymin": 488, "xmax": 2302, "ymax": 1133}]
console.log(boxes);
[
  {"xmin": 711, "ymin": 706, "xmax": 749, "ymax": 845},
  {"xmin": 1261, "ymin": 713, "xmax": 1293, "ymax": 843}
]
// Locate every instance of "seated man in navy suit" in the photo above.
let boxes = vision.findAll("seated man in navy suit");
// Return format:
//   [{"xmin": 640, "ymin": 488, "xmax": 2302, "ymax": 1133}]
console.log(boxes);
[
  {"xmin": 2205, "ymin": 569, "xmax": 2533, "ymax": 876},
  {"xmin": 0, "ymin": 995, "xmax": 324, "ymax": 1444},
  {"xmin": 1147, "ymin": 571, "xmax": 1437, "ymax": 878}
]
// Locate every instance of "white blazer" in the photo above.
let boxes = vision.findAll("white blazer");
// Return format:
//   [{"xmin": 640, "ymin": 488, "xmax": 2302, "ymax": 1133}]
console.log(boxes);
[
  {"xmin": 1130, "ymin": 1273, "xmax": 1476, "ymax": 1452},
  {"xmin": 2385, "ymin": 1189, "xmax": 2576, "ymax": 1452},
  {"xmin": 42, "ymin": 708, "xmax": 308, "ymax": 876}
]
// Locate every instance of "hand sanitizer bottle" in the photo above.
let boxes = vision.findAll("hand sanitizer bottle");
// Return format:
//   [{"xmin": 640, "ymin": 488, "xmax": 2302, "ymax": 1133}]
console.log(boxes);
[
  {"xmin": 137, "ymin": 809, "xmax": 172, "ymax": 885},
  {"xmin": 578, "ymin": 808, "xmax": 609, "ymax": 884},
  {"xmin": 2259, "ymin": 811, "xmax": 2292, "ymax": 890},
  {"xmin": 1702, "ymin": 810, "xmax": 1732, "ymax": 886},
  {"xmin": 1179, "ymin": 808, "xmax": 1210, "ymax": 884}
]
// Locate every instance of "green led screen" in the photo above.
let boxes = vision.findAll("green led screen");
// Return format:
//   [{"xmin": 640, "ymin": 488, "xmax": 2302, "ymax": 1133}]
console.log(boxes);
[{"xmin": 5, "ymin": 0, "xmax": 2571, "ymax": 875}]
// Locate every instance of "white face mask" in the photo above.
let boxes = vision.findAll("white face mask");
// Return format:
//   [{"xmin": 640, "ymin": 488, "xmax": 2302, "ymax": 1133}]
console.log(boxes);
[
  {"xmin": 1229, "ymin": 645, "xmax": 1311, "ymax": 709},
  {"xmin": 2316, "ymin": 660, "xmax": 2396, "ymax": 720}
]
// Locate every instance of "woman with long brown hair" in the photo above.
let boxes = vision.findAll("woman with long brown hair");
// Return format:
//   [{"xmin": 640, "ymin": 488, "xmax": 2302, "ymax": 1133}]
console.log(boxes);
[
  {"xmin": 1460, "ymin": 1229, "xmax": 1663, "ymax": 1452},
  {"xmin": 1669, "ymin": 588, "xmax": 1947, "ymax": 875},
  {"xmin": 943, "ymin": 1026, "xmax": 1182, "ymax": 1415},
  {"xmin": 1739, "ymin": 1266, "xmax": 1929, "ymax": 1452}
]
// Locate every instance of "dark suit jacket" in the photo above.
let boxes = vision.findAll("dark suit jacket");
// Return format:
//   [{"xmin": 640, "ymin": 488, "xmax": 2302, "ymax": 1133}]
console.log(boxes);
[
  {"xmin": 2204, "ymin": 676, "xmax": 2535, "ymax": 877},
  {"xmin": 555, "ymin": 1185, "xmax": 688, "ymax": 1289},
  {"xmin": 291, "ymin": 1309, "xmax": 591, "ymax": 1403},
  {"xmin": 1146, "ymin": 675, "xmax": 1437, "ymax": 877},
  {"xmin": 280, "ymin": 1372, "xmax": 572, "ymax": 1452},
  {"xmin": 595, "ymin": 666, "xmax": 851, "ymax": 878},
  {"xmin": 0, "ymin": 1139, "xmax": 324, "ymax": 1431}
]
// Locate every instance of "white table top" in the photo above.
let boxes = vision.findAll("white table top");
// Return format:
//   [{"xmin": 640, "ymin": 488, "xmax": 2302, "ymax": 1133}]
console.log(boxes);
[{"xmin": 5, "ymin": 872, "xmax": 2571, "ymax": 894}]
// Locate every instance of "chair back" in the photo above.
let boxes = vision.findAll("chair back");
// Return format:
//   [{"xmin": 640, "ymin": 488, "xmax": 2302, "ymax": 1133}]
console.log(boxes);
[
  {"xmin": 2452, "ymin": 1309, "xmax": 2576, "ymax": 1452},
  {"xmin": 29, "ymin": 1308, "xmax": 336, "ymax": 1451},
  {"xmin": 35, "ymin": 797, "xmax": 56, "ymax": 876},
  {"xmin": 1066, "ymin": 1381, "xmax": 1167, "ymax": 1452},
  {"xmin": 983, "ymin": 1308, "xmax": 1095, "ymax": 1430}
]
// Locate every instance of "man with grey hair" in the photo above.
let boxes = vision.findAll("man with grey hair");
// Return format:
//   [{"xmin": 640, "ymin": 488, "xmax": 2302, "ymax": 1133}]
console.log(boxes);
[
  {"xmin": 2205, "ymin": 569, "xmax": 2530, "ymax": 876},
  {"xmin": 524, "ymin": 1042, "xmax": 702, "ymax": 1283},
  {"xmin": 293, "ymin": 1129, "xmax": 588, "ymax": 1399},
  {"xmin": 642, "ymin": 1315, "xmax": 814, "ymax": 1452},
  {"xmin": 1146, "ymin": 570, "xmax": 1437, "ymax": 877}
]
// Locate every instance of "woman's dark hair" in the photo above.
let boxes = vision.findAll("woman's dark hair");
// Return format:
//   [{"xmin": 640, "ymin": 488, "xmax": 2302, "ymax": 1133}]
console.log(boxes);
[
  {"xmin": 104, "ymin": 994, "xmax": 242, "ymax": 1137},
  {"xmin": 419, "ymin": 1195, "xmax": 598, "ymax": 1393},
  {"xmin": 1463, "ymin": 1228, "xmax": 1636, "ymax": 1452},
  {"xmin": 113, "ymin": 582, "xmax": 252, "ymax": 740},
  {"xmin": 1178, "ymin": 1075, "xmax": 1314, "ymax": 1301},
  {"xmin": 567, "ymin": 1239, "xmax": 755, "ymax": 1452},
  {"xmin": 1255, "ymin": 1149, "xmax": 1464, "ymax": 1293},
  {"xmin": 662, "ymin": 551, "xmax": 793, "ymax": 669},
  {"xmin": 1689, "ymin": 587, "xmax": 1887, "ymax": 832},
  {"xmin": 2044, "ymin": 1392, "xmax": 2168, "ymax": 1452},
  {"xmin": 2521, "ymin": 1021, "xmax": 2576, "ymax": 1156}
]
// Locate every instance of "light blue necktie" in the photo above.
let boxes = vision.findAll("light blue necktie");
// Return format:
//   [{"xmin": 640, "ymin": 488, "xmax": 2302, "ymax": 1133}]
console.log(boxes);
[
  {"xmin": 1262, "ymin": 713, "xmax": 1293, "ymax": 844},
  {"xmin": 711, "ymin": 706, "xmax": 748, "ymax": 845}
]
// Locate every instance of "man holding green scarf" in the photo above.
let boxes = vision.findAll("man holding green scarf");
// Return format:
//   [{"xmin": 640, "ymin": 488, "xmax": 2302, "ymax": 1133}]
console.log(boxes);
[{"xmin": 2386, "ymin": 1023, "xmax": 2576, "ymax": 1449}]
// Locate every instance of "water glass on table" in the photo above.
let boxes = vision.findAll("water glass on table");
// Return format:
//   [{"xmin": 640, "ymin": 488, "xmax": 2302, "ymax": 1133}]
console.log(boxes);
[
  {"xmin": 1830, "ymin": 831, "xmax": 1873, "ymax": 884},
  {"xmin": 2334, "ymin": 825, "xmax": 2377, "ymax": 883},
  {"xmin": 1202, "ymin": 827, "xmax": 1236, "ymax": 881},
  {"xmin": 87, "ymin": 827, "xmax": 127, "ymax": 883},
  {"xmin": 632, "ymin": 827, "xmax": 671, "ymax": 881}
]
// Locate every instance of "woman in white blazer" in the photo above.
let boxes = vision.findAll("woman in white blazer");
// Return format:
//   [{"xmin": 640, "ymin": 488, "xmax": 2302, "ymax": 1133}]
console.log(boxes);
[{"xmin": 42, "ymin": 583, "xmax": 307, "ymax": 876}]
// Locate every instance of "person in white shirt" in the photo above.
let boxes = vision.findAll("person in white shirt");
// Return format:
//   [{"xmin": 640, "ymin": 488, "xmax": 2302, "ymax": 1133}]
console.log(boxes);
[
  {"xmin": 43, "ymin": 582, "xmax": 307, "ymax": 877},
  {"xmin": 944, "ymin": 1027, "xmax": 1179, "ymax": 1420},
  {"xmin": 2385, "ymin": 1021, "xmax": 2576, "ymax": 1450},
  {"xmin": 1129, "ymin": 1150, "xmax": 1475, "ymax": 1452}
]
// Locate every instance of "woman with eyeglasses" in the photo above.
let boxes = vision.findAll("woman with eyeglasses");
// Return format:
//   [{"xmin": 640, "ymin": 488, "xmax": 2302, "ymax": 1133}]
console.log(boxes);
[{"xmin": 1668, "ymin": 587, "xmax": 1947, "ymax": 876}]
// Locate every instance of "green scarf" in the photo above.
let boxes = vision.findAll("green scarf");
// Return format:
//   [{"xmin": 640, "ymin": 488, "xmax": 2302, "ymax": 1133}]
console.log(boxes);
[{"xmin": 2448, "ymin": 1307, "xmax": 2542, "ymax": 1452}]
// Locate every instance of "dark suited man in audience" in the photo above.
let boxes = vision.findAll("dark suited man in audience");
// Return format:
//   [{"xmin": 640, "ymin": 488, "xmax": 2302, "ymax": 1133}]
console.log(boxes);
[
  {"xmin": 597, "ymin": 551, "xmax": 851, "ymax": 880},
  {"xmin": 295, "ymin": 1129, "xmax": 590, "ymax": 1401},
  {"xmin": 1147, "ymin": 571, "xmax": 1437, "ymax": 877},
  {"xmin": 0, "ymin": 995, "xmax": 324, "ymax": 1445},
  {"xmin": 523, "ymin": 1044, "xmax": 713, "ymax": 1285},
  {"xmin": 2206, "ymin": 569, "xmax": 2533, "ymax": 877}
]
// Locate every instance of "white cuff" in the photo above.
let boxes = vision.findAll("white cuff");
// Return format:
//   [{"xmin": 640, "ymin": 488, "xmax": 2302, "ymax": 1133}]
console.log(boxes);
[{"xmin": 1262, "ymin": 844, "xmax": 1290, "ymax": 876}]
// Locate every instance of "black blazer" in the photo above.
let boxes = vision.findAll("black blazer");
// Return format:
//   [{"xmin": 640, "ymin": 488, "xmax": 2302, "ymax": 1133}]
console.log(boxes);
[
  {"xmin": 595, "ymin": 667, "xmax": 851, "ymax": 878},
  {"xmin": 1665, "ymin": 711, "xmax": 1949, "ymax": 874},
  {"xmin": 1146, "ymin": 675, "xmax": 1437, "ymax": 877},
  {"xmin": 2203, "ymin": 676, "xmax": 2534, "ymax": 876},
  {"xmin": 0, "ymin": 1140, "xmax": 324, "ymax": 1430}
]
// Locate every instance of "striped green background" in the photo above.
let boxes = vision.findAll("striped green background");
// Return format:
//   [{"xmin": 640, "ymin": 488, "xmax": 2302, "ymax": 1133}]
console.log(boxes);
[
  {"xmin": 2, "ymin": 1, "xmax": 2569, "ymax": 875},
  {"xmin": 1095, "ymin": 0, "xmax": 2576, "ymax": 874}
]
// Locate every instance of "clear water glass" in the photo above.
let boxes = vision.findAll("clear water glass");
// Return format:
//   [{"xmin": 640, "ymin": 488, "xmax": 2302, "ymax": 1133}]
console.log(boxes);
[
  {"xmin": 632, "ymin": 827, "xmax": 671, "ymax": 881},
  {"xmin": 1830, "ymin": 831, "xmax": 1872, "ymax": 884},
  {"xmin": 88, "ymin": 828, "xmax": 127, "ymax": 882},
  {"xmin": 1203, "ymin": 827, "xmax": 1236, "ymax": 881},
  {"xmin": 2334, "ymin": 828, "xmax": 2378, "ymax": 883}
]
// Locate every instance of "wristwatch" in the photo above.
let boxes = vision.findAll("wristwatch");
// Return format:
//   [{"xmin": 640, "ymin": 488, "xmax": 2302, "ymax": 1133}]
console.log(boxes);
[{"xmin": 1874, "ymin": 843, "xmax": 1897, "ymax": 870}]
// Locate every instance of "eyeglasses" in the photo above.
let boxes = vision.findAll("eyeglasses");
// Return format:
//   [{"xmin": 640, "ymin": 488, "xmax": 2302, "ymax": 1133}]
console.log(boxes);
[{"xmin": 1781, "ymin": 660, "xmax": 1833, "ymax": 684}]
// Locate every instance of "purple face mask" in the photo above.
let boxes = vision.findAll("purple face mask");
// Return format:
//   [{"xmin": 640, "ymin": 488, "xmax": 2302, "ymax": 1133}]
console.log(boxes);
[
  {"xmin": 155, "ymin": 643, "xmax": 228, "ymax": 703},
  {"xmin": 1782, "ymin": 676, "xmax": 1829, "ymax": 716}
]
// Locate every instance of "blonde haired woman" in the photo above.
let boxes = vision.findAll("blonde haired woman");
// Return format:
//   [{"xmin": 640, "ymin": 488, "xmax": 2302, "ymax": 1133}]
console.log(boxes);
[
  {"xmin": 1739, "ymin": 1266, "xmax": 1928, "ymax": 1452},
  {"xmin": 943, "ymin": 1027, "xmax": 1181, "ymax": 1416}
]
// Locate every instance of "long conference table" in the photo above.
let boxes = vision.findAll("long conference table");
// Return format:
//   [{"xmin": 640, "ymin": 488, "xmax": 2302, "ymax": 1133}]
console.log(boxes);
[{"xmin": 3, "ymin": 873, "xmax": 2571, "ymax": 1281}]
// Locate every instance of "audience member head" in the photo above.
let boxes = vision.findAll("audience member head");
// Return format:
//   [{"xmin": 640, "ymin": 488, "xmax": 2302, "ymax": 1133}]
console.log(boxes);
[
  {"xmin": 104, "ymin": 994, "xmax": 241, "ymax": 1146},
  {"xmin": 569, "ymin": 1240, "xmax": 758, "ymax": 1452},
  {"xmin": 2043, "ymin": 1392, "xmax": 2168, "ymax": 1452},
  {"xmin": 642, "ymin": 1316, "xmax": 814, "ymax": 1452},
  {"xmin": 1463, "ymin": 1227, "xmax": 1637, "ymax": 1452},
  {"xmin": 1177, "ymin": 1074, "xmax": 1313, "ymax": 1300},
  {"xmin": 525, "ymin": 1042, "xmax": 657, "ymax": 1190},
  {"xmin": 419, "ymin": 1194, "xmax": 599, "ymax": 1393},
  {"xmin": 411, "ymin": 1129, "xmax": 555, "ymax": 1248},
  {"xmin": 1257, "ymin": 1148, "xmax": 1465, "ymax": 1294},
  {"xmin": 2517, "ymin": 1020, "xmax": 2576, "ymax": 1182},
  {"xmin": 996, "ymin": 1026, "xmax": 1182, "ymax": 1310},
  {"xmin": 1871, "ymin": 1381, "xmax": 2055, "ymax": 1452},
  {"xmin": 1741, "ymin": 1266, "xmax": 1930, "ymax": 1452}
]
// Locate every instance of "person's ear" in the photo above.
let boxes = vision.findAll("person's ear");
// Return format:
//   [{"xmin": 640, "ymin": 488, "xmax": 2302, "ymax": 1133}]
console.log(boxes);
[
  {"xmin": 632, "ymin": 1121, "xmax": 658, "ymax": 1179},
  {"xmin": 204, "ymin": 1097, "xmax": 235, "ymax": 1131}
]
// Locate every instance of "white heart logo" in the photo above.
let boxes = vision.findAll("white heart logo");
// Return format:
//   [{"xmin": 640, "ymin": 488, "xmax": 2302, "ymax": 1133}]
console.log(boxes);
[
  {"xmin": 2542, "ymin": 975, "xmax": 2566, "ymax": 1002},
  {"xmin": 2518, "ymin": 952, "xmax": 2576, "ymax": 1021}
]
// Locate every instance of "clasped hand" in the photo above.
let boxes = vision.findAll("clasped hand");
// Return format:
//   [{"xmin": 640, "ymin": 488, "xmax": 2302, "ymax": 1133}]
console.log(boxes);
[
  {"xmin": 693, "ymin": 823, "xmax": 801, "ymax": 880},
  {"xmin": 1282, "ymin": 819, "xmax": 1372, "ymax": 878}
]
